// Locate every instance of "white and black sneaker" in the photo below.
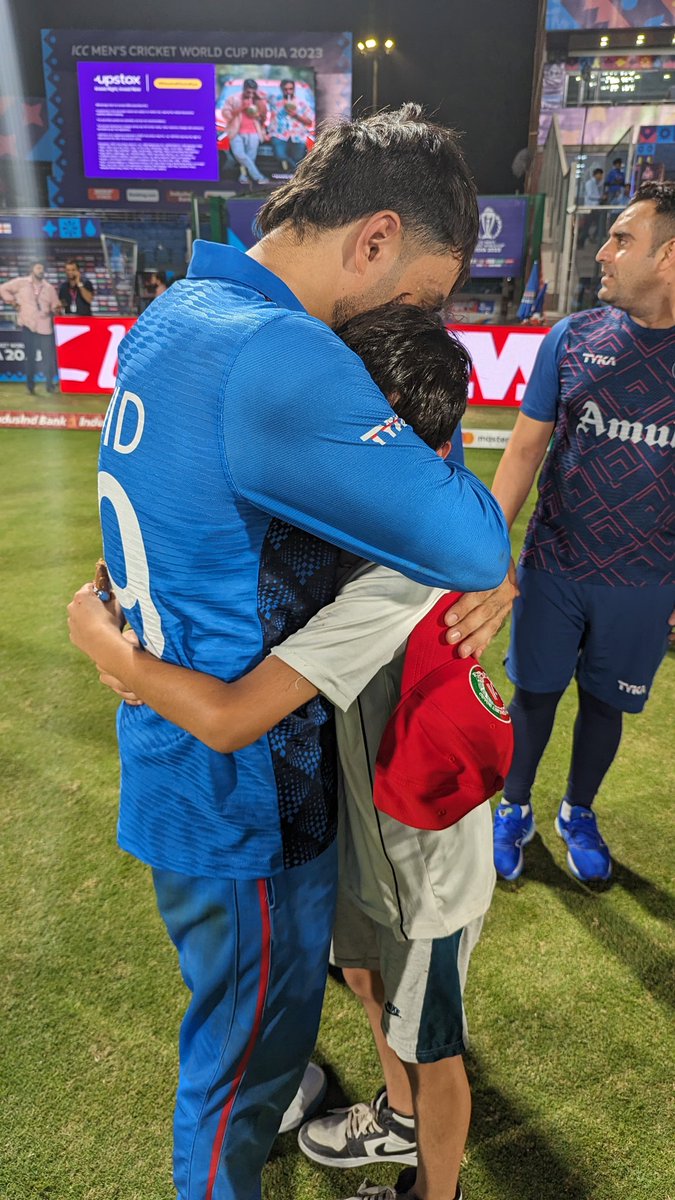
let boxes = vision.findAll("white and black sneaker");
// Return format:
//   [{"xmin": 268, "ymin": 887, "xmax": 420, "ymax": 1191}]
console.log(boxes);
[{"xmin": 298, "ymin": 1087, "xmax": 416, "ymax": 1169}]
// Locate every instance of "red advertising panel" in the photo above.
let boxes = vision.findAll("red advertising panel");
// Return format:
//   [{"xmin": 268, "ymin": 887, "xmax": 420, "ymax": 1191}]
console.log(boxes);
[
  {"xmin": 451, "ymin": 324, "xmax": 549, "ymax": 407},
  {"xmin": 55, "ymin": 315, "xmax": 136, "ymax": 393},
  {"xmin": 55, "ymin": 317, "xmax": 551, "ymax": 406}
]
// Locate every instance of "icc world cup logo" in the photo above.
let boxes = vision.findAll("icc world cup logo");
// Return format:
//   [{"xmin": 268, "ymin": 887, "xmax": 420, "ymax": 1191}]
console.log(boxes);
[{"xmin": 479, "ymin": 206, "xmax": 503, "ymax": 241}]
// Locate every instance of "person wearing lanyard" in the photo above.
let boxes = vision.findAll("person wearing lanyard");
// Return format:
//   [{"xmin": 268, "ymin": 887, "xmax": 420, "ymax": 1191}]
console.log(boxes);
[
  {"xmin": 58, "ymin": 259, "xmax": 95, "ymax": 316},
  {"xmin": 0, "ymin": 260, "xmax": 60, "ymax": 394}
]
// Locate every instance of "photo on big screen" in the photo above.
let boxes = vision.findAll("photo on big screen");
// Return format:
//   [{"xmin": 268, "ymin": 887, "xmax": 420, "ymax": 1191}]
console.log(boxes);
[{"xmin": 215, "ymin": 66, "xmax": 316, "ymax": 186}]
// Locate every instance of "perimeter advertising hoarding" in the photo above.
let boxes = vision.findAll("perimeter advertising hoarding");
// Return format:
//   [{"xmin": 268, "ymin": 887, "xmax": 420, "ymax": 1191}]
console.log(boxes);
[
  {"xmin": 546, "ymin": 0, "xmax": 674, "ymax": 29},
  {"xmin": 41, "ymin": 30, "xmax": 352, "ymax": 209},
  {"xmin": 54, "ymin": 317, "xmax": 549, "ymax": 405},
  {"xmin": 470, "ymin": 198, "xmax": 528, "ymax": 278}
]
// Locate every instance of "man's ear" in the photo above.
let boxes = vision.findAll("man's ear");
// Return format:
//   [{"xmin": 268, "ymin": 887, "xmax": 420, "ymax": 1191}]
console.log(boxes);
[
  {"xmin": 437, "ymin": 440, "xmax": 452, "ymax": 460},
  {"xmin": 352, "ymin": 211, "xmax": 404, "ymax": 275}
]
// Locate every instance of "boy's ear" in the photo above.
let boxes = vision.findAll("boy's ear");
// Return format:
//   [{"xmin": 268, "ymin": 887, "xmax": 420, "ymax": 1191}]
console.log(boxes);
[{"xmin": 437, "ymin": 439, "xmax": 452, "ymax": 460}]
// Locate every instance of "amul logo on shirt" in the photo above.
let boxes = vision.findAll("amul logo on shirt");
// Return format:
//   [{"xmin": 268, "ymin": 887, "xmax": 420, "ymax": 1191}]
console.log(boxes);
[{"xmin": 469, "ymin": 666, "xmax": 510, "ymax": 723}]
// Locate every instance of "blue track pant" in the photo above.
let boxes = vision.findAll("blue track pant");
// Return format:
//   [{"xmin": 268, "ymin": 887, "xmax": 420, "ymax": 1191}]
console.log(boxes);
[{"xmin": 153, "ymin": 841, "xmax": 337, "ymax": 1200}]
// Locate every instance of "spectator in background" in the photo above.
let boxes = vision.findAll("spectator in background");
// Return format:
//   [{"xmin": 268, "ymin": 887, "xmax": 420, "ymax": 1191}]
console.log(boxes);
[
  {"xmin": 579, "ymin": 168, "xmax": 607, "ymax": 248},
  {"xmin": 149, "ymin": 271, "xmax": 168, "ymax": 298},
  {"xmin": 59, "ymin": 258, "xmax": 95, "ymax": 316},
  {"xmin": 220, "ymin": 78, "xmax": 269, "ymax": 187},
  {"xmin": 0, "ymin": 261, "xmax": 60, "ymax": 394},
  {"xmin": 269, "ymin": 79, "xmax": 313, "ymax": 173},
  {"xmin": 584, "ymin": 167, "xmax": 606, "ymax": 206},
  {"xmin": 605, "ymin": 158, "xmax": 626, "ymax": 206}
]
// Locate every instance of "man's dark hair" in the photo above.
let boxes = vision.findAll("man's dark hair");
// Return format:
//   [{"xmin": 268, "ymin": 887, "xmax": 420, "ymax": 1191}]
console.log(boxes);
[
  {"xmin": 258, "ymin": 104, "xmax": 478, "ymax": 285},
  {"xmin": 593, "ymin": 167, "xmax": 604, "ymax": 177},
  {"xmin": 613, "ymin": 158, "xmax": 622, "ymax": 167},
  {"xmin": 66, "ymin": 258, "xmax": 80, "ymax": 268},
  {"xmin": 281, "ymin": 79, "xmax": 294, "ymax": 90},
  {"xmin": 153, "ymin": 270, "xmax": 167, "ymax": 285},
  {"xmin": 336, "ymin": 303, "xmax": 470, "ymax": 450},
  {"xmin": 629, "ymin": 180, "xmax": 675, "ymax": 251},
  {"xmin": 243, "ymin": 78, "xmax": 258, "ymax": 91}
]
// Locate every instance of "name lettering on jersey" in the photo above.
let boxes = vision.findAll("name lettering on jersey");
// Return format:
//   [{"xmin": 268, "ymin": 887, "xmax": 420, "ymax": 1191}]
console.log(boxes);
[
  {"xmin": 577, "ymin": 400, "xmax": 675, "ymax": 448},
  {"xmin": 360, "ymin": 414, "xmax": 407, "ymax": 445},
  {"xmin": 582, "ymin": 352, "xmax": 617, "ymax": 367},
  {"xmin": 101, "ymin": 385, "xmax": 145, "ymax": 454},
  {"xmin": 98, "ymin": 471, "xmax": 165, "ymax": 657},
  {"xmin": 618, "ymin": 679, "xmax": 647, "ymax": 696}
]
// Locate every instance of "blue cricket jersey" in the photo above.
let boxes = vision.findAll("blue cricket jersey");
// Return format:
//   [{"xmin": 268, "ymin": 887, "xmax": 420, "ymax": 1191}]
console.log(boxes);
[
  {"xmin": 98, "ymin": 242, "xmax": 509, "ymax": 879},
  {"xmin": 521, "ymin": 307, "xmax": 675, "ymax": 587}
]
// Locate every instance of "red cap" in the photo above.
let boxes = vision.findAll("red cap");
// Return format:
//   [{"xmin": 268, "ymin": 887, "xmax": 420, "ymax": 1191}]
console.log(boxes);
[{"xmin": 373, "ymin": 593, "xmax": 513, "ymax": 831}]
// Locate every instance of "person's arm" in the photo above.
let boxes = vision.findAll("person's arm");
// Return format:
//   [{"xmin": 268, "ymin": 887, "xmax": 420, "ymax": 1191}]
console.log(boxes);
[
  {"xmin": 0, "ymin": 279, "xmax": 19, "ymax": 305},
  {"xmin": 491, "ymin": 413, "xmax": 554, "ymax": 529},
  {"xmin": 439, "ymin": 318, "xmax": 569, "ymax": 657},
  {"xmin": 68, "ymin": 559, "xmax": 441, "ymax": 749},
  {"xmin": 78, "ymin": 278, "xmax": 94, "ymax": 305},
  {"xmin": 67, "ymin": 584, "xmax": 318, "ymax": 752},
  {"xmin": 48, "ymin": 283, "xmax": 62, "ymax": 315},
  {"xmin": 222, "ymin": 313, "xmax": 511, "ymax": 595}
]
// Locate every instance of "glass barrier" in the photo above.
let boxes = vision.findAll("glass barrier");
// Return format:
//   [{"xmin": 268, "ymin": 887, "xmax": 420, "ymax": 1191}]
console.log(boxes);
[{"xmin": 566, "ymin": 204, "xmax": 625, "ymax": 313}]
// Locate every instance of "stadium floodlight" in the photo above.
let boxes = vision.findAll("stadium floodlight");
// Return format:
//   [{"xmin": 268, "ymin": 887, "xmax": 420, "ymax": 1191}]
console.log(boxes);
[{"xmin": 357, "ymin": 34, "xmax": 397, "ymax": 108}]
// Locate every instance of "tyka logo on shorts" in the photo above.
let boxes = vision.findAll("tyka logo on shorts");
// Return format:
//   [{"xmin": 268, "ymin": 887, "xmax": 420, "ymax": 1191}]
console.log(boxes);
[
  {"xmin": 384, "ymin": 1000, "xmax": 402, "ymax": 1019},
  {"xmin": 618, "ymin": 679, "xmax": 647, "ymax": 696}
]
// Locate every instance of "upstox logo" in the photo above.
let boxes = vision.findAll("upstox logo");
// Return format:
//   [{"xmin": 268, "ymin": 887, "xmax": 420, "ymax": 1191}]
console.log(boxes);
[
  {"xmin": 469, "ymin": 665, "xmax": 510, "ymax": 723},
  {"xmin": 94, "ymin": 73, "xmax": 141, "ymax": 88}
]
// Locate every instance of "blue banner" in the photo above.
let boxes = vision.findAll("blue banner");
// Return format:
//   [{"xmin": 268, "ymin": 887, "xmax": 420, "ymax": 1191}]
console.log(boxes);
[
  {"xmin": 0, "ymin": 214, "xmax": 101, "ymax": 240},
  {"xmin": 470, "ymin": 198, "xmax": 528, "ymax": 279}
]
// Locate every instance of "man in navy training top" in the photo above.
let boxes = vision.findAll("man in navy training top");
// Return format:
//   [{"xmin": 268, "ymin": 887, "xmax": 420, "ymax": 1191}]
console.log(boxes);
[
  {"xmin": 491, "ymin": 181, "xmax": 675, "ymax": 884},
  {"xmin": 95, "ymin": 104, "xmax": 513, "ymax": 1200}
]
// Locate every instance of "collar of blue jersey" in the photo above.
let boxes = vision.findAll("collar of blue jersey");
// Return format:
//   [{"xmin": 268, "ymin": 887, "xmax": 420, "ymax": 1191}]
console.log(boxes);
[{"xmin": 187, "ymin": 240, "xmax": 305, "ymax": 313}]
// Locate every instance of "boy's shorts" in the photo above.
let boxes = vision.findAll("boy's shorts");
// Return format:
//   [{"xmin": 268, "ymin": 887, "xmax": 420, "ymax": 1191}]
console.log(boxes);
[
  {"xmin": 506, "ymin": 566, "xmax": 674, "ymax": 714},
  {"xmin": 331, "ymin": 888, "xmax": 483, "ymax": 1064}
]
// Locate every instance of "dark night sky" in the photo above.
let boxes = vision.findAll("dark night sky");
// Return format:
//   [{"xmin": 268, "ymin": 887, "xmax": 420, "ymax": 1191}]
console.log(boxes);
[{"xmin": 11, "ymin": 0, "xmax": 541, "ymax": 194}]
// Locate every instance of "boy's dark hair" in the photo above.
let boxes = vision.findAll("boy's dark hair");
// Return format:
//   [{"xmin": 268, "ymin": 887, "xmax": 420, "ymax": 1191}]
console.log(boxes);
[
  {"xmin": 66, "ymin": 258, "xmax": 80, "ymax": 268},
  {"xmin": 336, "ymin": 303, "xmax": 470, "ymax": 450},
  {"xmin": 258, "ymin": 104, "xmax": 478, "ymax": 285},
  {"xmin": 629, "ymin": 180, "xmax": 675, "ymax": 250}
]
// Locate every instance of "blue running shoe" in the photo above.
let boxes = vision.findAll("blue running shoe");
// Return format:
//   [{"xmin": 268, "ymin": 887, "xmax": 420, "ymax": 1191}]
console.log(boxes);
[
  {"xmin": 493, "ymin": 803, "xmax": 536, "ymax": 881},
  {"xmin": 555, "ymin": 805, "xmax": 612, "ymax": 882}
]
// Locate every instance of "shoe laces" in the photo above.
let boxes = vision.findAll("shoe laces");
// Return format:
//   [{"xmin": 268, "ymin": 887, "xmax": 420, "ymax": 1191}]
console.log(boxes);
[
  {"xmin": 356, "ymin": 1185, "xmax": 397, "ymax": 1200},
  {"xmin": 565, "ymin": 808, "xmax": 605, "ymax": 849},
  {"xmin": 345, "ymin": 1100, "xmax": 384, "ymax": 1141},
  {"xmin": 494, "ymin": 805, "xmax": 527, "ymax": 841}
]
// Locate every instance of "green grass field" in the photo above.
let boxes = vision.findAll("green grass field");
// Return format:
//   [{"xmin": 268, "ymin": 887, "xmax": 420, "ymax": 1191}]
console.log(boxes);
[{"xmin": 1, "ymin": 385, "xmax": 673, "ymax": 1200}]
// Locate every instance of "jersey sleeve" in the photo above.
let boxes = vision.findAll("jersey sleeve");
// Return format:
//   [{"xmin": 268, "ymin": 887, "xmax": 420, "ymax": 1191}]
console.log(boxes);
[
  {"xmin": 520, "ymin": 318, "xmax": 570, "ymax": 423},
  {"xmin": 220, "ymin": 312, "xmax": 510, "ymax": 592},
  {"xmin": 270, "ymin": 562, "xmax": 443, "ymax": 711}
]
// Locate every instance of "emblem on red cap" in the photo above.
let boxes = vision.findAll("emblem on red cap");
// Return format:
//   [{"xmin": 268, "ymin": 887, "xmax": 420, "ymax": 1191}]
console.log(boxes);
[{"xmin": 468, "ymin": 665, "xmax": 510, "ymax": 723}]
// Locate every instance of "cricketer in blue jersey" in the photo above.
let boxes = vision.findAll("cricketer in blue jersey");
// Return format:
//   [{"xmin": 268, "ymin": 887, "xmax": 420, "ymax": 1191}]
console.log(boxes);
[
  {"xmin": 92, "ymin": 106, "xmax": 512, "ymax": 1200},
  {"xmin": 491, "ymin": 182, "xmax": 675, "ymax": 886}
]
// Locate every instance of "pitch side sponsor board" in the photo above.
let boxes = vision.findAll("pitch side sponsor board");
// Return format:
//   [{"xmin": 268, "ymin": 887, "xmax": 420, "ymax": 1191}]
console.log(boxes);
[{"xmin": 53, "ymin": 317, "xmax": 550, "ymax": 405}]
